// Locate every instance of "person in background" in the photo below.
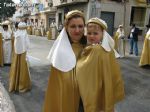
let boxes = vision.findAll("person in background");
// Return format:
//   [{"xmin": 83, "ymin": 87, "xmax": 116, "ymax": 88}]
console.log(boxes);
[
  {"xmin": 58, "ymin": 23, "xmax": 63, "ymax": 33},
  {"xmin": 76, "ymin": 17, "xmax": 125, "ymax": 112},
  {"xmin": 2, "ymin": 20, "xmax": 12, "ymax": 65},
  {"xmin": 139, "ymin": 28, "xmax": 150, "ymax": 66},
  {"xmin": 40, "ymin": 21, "xmax": 45, "ymax": 36},
  {"xmin": 114, "ymin": 25, "xmax": 126, "ymax": 57},
  {"xmin": 128, "ymin": 24, "xmax": 139, "ymax": 56},
  {"xmin": 9, "ymin": 21, "xmax": 31, "ymax": 93},
  {"xmin": 50, "ymin": 20, "xmax": 57, "ymax": 39}
]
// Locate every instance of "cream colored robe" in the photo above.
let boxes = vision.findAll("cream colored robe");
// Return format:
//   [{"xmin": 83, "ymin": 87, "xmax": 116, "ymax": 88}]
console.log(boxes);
[
  {"xmin": 2, "ymin": 30, "xmax": 12, "ymax": 64},
  {"xmin": 9, "ymin": 28, "xmax": 31, "ymax": 92}
]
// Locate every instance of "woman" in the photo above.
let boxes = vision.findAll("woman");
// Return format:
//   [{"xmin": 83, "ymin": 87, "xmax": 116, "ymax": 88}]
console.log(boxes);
[
  {"xmin": 114, "ymin": 25, "xmax": 125, "ymax": 57},
  {"xmin": 76, "ymin": 18, "xmax": 125, "ymax": 112},
  {"xmin": 2, "ymin": 20, "xmax": 12, "ymax": 64},
  {"xmin": 139, "ymin": 29, "xmax": 150, "ymax": 66},
  {"xmin": 9, "ymin": 22, "xmax": 31, "ymax": 92},
  {"xmin": 43, "ymin": 10, "xmax": 86, "ymax": 112}
]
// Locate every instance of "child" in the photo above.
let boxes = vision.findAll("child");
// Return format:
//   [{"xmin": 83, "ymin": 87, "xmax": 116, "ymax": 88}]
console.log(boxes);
[{"xmin": 76, "ymin": 17, "xmax": 125, "ymax": 112}]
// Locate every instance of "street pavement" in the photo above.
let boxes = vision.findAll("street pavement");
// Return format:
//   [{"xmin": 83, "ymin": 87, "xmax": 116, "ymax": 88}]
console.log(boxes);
[{"xmin": 0, "ymin": 35, "xmax": 150, "ymax": 112}]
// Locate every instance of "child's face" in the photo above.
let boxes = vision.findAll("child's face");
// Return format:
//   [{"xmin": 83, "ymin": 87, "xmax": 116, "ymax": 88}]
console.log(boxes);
[{"xmin": 87, "ymin": 23, "xmax": 103, "ymax": 44}]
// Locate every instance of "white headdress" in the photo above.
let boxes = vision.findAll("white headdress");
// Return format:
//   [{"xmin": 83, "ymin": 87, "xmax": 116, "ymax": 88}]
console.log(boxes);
[{"xmin": 47, "ymin": 28, "xmax": 76, "ymax": 72}]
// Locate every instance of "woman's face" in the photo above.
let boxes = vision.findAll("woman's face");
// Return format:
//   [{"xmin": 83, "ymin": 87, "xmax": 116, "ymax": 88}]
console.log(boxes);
[
  {"xmin": 66, "ymin": 17, "xmax": 84, "ymax": 43},
  {"xmin": 87, "ymin": 23, "xmax": 103, "ymax": 44}
]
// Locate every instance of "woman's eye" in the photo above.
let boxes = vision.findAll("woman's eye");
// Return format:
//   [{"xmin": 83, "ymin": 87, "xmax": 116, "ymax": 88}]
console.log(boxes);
[
  {"xmin": 70, "ymin": 25, "xmax": 76, "ymax": 28},
  {"xmin": 93, "ymin": 32, "xmax": 98, "ymax": 35},
  {"xmin": 78, "ymin": 25, "xmax": 84, "ymax": 28},
  {"xmin": 87, "ymin": 32, "xmax": 91, "ymax": 35}
]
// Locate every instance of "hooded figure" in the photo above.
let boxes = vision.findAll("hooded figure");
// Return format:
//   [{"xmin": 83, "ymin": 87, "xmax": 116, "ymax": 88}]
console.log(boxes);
[
  {"xmin": 76, "ymin": 17, "xmax": 125, "ymax": 112},
  {"xmin": 9, "ymin": 22, "xmax": 31, "ymax": 93},
  {"xmin": 139, "ymin": 29, "xmax": 150, "ymax": 66}
]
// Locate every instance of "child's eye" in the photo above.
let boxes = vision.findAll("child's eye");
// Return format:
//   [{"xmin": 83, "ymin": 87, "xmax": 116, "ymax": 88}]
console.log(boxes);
[{"xmin": 93, "ymin": 32, "xmax": 98, "ymax": 35}]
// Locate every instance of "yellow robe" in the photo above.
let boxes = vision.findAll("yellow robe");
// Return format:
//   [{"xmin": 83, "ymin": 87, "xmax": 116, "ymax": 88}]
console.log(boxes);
[
  {"xmin": 114, "ymin": 32, "xmax": 125, "ymax": 56},
  {"xmin": 139, "ymin": 36, "xmax": 150, "ymax": 66},
  {"xmin": 114, "ymin": 32, "xmax": 119, "ymax": 50},
  {"xmin": 43, "ymin": 43, "xmax": 84, "ymax": 112},
  {"xmin": 0, "ymin": 33, "xmax": 3, "ymax": 66},
  {"xmin": 76, "ymin": 45, "xmax": 125, "ymax": 112},
  {"xmin": 27, "ymin": 26, "xmax": 32, "ymax": 35},
  {"xmin": 9, "ymin": 52, "xmax": 31, "ymax": 92},
  {"xmin": 47, "ymin": 29, "xmax": 52, "ymax": 40}
]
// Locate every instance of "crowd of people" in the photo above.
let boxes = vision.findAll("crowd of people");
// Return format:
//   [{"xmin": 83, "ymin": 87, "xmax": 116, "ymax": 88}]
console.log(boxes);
[{"xmin": 0, "ymin": 9, "xmax": 149, "ymax": 112}]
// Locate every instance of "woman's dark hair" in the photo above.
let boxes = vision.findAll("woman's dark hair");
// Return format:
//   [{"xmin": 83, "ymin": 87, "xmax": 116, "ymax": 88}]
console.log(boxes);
[
  {"xmin": 15, "ymin": 22, "xmax": 19, "ymax": 29},
  {"xmin": 3, "ymin": 25, "xmax": 8, "ymax": 30},
  {"xmin": 79, "ymin": 36, "xmax": 87, "ymax": 45}
]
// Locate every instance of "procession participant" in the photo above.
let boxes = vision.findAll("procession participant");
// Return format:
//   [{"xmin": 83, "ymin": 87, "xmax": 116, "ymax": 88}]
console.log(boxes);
[
  {"xmin": 114, "ymin": 25, "xmax": 126, "ymax": 57},
  {"xmin": 2, "ymin": 20, "xmax": 12, "ymax": 64},
  {"xmin": 76, "ymin": 17, "xmax": 125, "ymax": 112},
  {"xmin": 50, "ymin": 20, "xmax": 57, "ymax": 39},
  {"xmin": 43, "ymin": 10, "xmax": 86, "ymax": 112},
  {"xmin": 40, "ymin": 21, "xmax": 45, "ymax": 36},
  {"xmin": 139, "ymin": 29, "xmax": 150, "ymax": 66},
  {"xmin": 9, "ymin": 22, "xmax": 31, "ymax": 93}
]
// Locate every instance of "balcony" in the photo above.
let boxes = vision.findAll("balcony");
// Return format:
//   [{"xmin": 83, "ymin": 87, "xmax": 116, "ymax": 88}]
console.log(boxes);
[{"xmin": 52, "ymin": 0, "xmax": 88, "ymax": 7}]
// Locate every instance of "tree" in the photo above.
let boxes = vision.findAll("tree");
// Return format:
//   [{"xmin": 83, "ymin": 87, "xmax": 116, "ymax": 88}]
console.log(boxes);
[{"xmin": 0, "ymin": 0, "xmax": 16, "ymax": 21}]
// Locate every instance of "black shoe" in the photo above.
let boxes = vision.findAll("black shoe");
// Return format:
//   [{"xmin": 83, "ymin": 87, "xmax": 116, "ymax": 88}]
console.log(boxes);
[
  {"xmin": 129, "ymin": 52, "xmax": 133, "ymax": 55},
  {"xmin": 135, "ymin": 54, "xmax": 138, "ymax": 56}
]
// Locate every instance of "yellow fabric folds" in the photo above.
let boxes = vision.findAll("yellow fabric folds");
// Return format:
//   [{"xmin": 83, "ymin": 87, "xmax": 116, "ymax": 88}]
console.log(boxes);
[
  {"xmin": 139, "ymin": 37, "xmax": 150, "ymax": 66},
  {"xmin": 9, "ymin": 52, "xmax": 31, "ymax": 92},
  {"xmin": 43, "ymin": 43, "xmax": 84, "ymax": 112},
  {"xmin": 0, "ymin": 33, "xmax": 3, "ymax": 66},
  {"xmin": 47, "ymin": 29, "xmax": 52, "ymax": 40},
  {"xmin": 114, "ymin": 32, "xmax": 119, "ymax": 51},
  {"xmin": 76, "ymin": 45, "xmax": 125, "ymax": 112},
  {"xmin": 27, "ymin": 26, "xmax": 32, "ymax": 35}
]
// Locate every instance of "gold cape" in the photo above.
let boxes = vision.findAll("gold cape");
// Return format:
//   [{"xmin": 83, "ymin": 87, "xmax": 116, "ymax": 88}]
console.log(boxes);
[
  {"xmin": 76, "ymin": 45, "xmax": 125, "ymax": 112},
  {"xmin": 139, "ymin": 37, "xmax": 150, "ymax": 66},
  {"xmin": 114, "ymin": 32, "xmax": 119, "ymax": 50},
  {"xmin": 0, "ymin": 33, "xmax": 3, "ymax": 66},
  {"xmin": 9, "ymin": 52, "xmax": 31, "ymax": 92},
  {"xmin": 43, "ymin": 43, "xmax": 84, "ymax": 112},
  {"xmin": 47, "ymin": 29, "xmax": 52, "ymax": 40},
  {"xmin": 27, "ymin": 26, "xmax": 32, "ymax": 35}
]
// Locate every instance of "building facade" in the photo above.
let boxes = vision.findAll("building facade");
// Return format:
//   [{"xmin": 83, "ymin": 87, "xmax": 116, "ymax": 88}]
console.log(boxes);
[
  {"xmin": 52, "ymin": 0, "xmax": 150, "ymax": 37},
  {"xmin": 13, "ymin": 0, "xmax": 150, "ymax": 37}
]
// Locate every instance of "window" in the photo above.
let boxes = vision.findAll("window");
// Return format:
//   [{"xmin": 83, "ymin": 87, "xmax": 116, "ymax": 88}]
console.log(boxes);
[{"xmin": 130, "ymin": 7, "xmax": 146, "ymax": 27}]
